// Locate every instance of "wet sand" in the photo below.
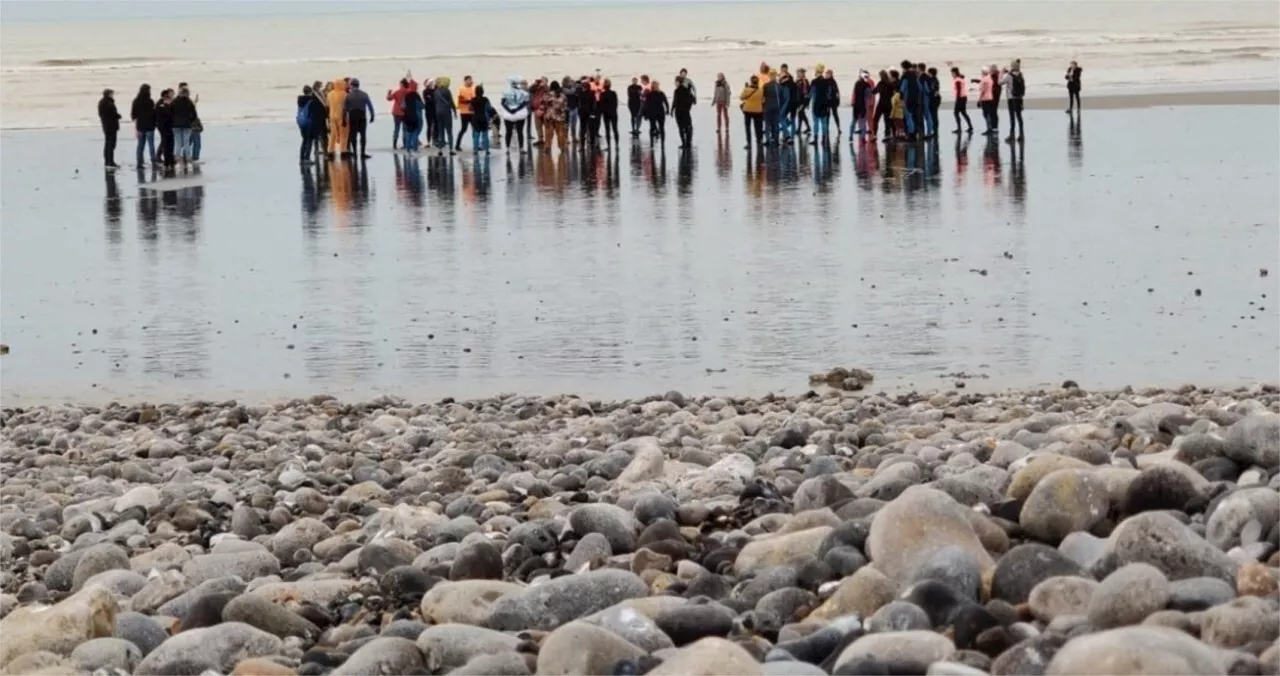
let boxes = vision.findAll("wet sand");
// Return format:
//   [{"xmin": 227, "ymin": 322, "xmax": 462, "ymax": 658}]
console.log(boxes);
[
  {"xmin": 1, "ymin": 104, "xmax": 1277, "ymax": 405},
  {"xmin": 1023, "ymin": 88, "xmax": 1280, "ymax": 110}
]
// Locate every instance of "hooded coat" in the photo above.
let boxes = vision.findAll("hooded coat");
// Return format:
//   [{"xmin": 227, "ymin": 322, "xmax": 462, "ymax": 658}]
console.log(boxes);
[
  {"xmin": 327, "ymin": 78, "xmax": 349, "ymax": 152},
  {"xmin": 499, "ymin": 76, "xmax": 530, "ymax": 122}
]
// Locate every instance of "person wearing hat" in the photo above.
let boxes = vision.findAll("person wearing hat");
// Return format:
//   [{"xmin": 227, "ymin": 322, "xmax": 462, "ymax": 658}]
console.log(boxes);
[
  {"xmin": 98, "ymin": 88, "xmax": 122, "ymax": 169},
  {"xmin": 343, "ymin": 77, "xmax": 375, "ymax": 159}
]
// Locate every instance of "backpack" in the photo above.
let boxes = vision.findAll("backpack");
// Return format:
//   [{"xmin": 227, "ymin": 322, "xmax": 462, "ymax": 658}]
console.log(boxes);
[
  {"xmin": 296, "ymin": 102, "xmax": 310, "ymax": 129},
  {"xmin": 1011, "ymin": 72, "xmax": 1026, "ymax": 98}
]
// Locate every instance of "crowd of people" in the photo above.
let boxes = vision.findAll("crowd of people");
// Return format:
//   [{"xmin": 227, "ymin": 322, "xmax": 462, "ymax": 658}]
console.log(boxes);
[
  {"xmin": 96, "ymin": 59, "xmax": 1082, "ymax": 169},
  {"xmin": 97, "ymin": 83, "xmax": 202, "ymax": 169}
]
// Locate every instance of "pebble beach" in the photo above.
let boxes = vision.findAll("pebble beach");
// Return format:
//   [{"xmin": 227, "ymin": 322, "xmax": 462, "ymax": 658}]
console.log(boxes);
[{"xmin": 1, "ymin": 381, "xmax": 1278, "ymax": 675}]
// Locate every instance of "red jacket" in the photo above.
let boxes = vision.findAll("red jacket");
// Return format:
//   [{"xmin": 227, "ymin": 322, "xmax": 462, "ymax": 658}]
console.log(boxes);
[{"xmin": 387, "ymin": 83, "xmax": 411, "ymax": 116}]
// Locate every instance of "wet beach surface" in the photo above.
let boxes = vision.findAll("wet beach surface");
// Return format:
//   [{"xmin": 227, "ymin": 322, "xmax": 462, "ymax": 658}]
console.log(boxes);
[{"xmin": 2, "ymin": 104, "xmax": 1278, "ymax": 405}]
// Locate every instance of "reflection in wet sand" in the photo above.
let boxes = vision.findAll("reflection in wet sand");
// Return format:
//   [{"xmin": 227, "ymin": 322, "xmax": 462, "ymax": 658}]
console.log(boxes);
[{"xmin": 3, "ymin": 104, "xmax": 1276, "ymax": 404}]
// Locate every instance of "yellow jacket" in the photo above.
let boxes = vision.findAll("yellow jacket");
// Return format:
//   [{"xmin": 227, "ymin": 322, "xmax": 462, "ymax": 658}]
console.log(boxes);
[
  {"xmin": 327, "ymin": 78, "xmax": 348, "ymax": 118},
  {"xmin": 739, "ymin": 85, "xmax": 763, "ymax": 114}
]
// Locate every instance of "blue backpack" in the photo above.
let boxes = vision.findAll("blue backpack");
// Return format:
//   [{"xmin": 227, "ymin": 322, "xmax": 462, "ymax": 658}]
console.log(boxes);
[{"xmin": 296, "ymin": 102, "xmax": 310, "ymax": 129}]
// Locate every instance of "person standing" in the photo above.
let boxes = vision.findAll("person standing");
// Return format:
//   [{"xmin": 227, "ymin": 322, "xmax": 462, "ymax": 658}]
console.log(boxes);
[
  {"xmin": 808, "ymin": 70, "xmax": 831, "ymax": 146},
  {"xmin": 578, "ymin": 78, "xmax": 599, "ymax": 150},
  {"xmin": 762, "ymin": 70, "xmax": 781, "ymax": 146},
  {"xmin": 825, "ymin": 68, "xmax": 842, "ymax": 141},
  {"xmin": 344, "ymin": 78, "xmax": 375, "ymax": 159},
  {"xmin": 1005, "ymin": 60, "xmax": 1025, "ymax": 142},
  {"xmin": 1065, "ymin": 61, "xmax": 1082, "ymax": 113},
  {"xmin": 130, "ymin": 84, "xmax": 156, "ymax": 167},
  {"xmin": 470, "ymin": 85, "xmax": 493, "ymax": 154},
  {"xmin": 530, "ymin": 77, "xmax": 548, "ymax": 146},
  {"xmin": 387, "ymin": 76, "xmax": 410, "ymax": 149},
  {"xmin": 179, "ymin": 82, "xmax": 202, "ymax": 161},
  {"xmin": 643, "ymin": 80, "xmax": 669, "ymax": 146},
  {"xmin": 297, "ymin": 85, "xmax": 325, "ymax": 163},
  {"xmin": 712, "ymin": 73, "xmax": 730, "ymax": 135},
  {"xmin": 500, "ymin": 76, "xmax": 530, "ymax": 153},
  {"xmin": 433, "ymin": 76, "xmax": 457, "ymax": 154},
  {"xmin": 794, "ymin": 68, "xmax": 812, "ymax": 136},
  {"xmin": 739, "ymin": 75, "xmax": 763, "ymax": 150},
  {"xmin": 950, "ymin": 67, "xmax": 973, "ymax": 133},
  {"xmin": 155, "ymin": 89, "xmax": 175, "ymax": 167},
  {"xmin": 599, "ymin": 79, "xmax": 620, "ymax": 150},
  {"xmin": 627, "ymin": 77, "xmax": 643, "ymax": 137},
  {"xmin": 977, "ymin": 67, "xmax": 995, "ymax": 135},
  {"xmin": 455, "ymin": 75, "xmax": 476, "ymax": 152},
  {"xmin": 170, "ymin": 86, "xmax": 197, "ymax": 165},
  {"xmin": 990, "ymin": 64, "xmax": 1003, "ymax": 136},
  {"xmin": 851, "ymin": 70, "xmax": 872, "ymax": 136},
  {"xmin": 98, "ymin": 88, "xmax": 122, "ymax": 169},
  {"xmin": 313, "ymin": 80, "xmax": 329, "ymax": 156},
  {"xmin": 402, "ymin": 80, "xmax": 424, "ymax": 152},
  {"xmin": 777, "ymin": 64, "xmax": 795, "ymax": 142},
  {"xmin": 672, "ymin": 75, "xmax": 695, "ymax": 149},
  {"xmin": 543, "ymin": 80, "xmax": 568, "ymax": 152},
  {"xmin": 925, "ymin": 66, "xmax": 942, "ymax": 137},
  {"xmin": 872, "ymin": 70, "xmax": 893, "ymax": 140},
  {"xmin": 326, "ymin": 78, "xmax": 349, "ymax": 158}
]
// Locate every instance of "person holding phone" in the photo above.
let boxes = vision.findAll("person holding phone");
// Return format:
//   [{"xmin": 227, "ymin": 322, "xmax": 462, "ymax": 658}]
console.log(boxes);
[{"xmin": 1065, "ymin": 61, "xmax": 1083, "ymax": 113}]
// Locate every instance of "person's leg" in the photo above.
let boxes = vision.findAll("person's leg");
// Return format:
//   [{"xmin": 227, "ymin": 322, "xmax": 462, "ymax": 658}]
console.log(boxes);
[
  {"xmin": 830, "ymin": 107, "xmax": 841, "ymax": 137},
  {"xmin": 557, "ymin": 121, "xmax": 569, "ymax": 151},
  {"xmin": 1015, "ymin": 100, "xmax": 1024, "ymax": 138},
  {"xmin": 104, "ymin": 129, "xmax": 114, "ymax": 166},
  {"xmin": 136, "ymin": 131, "xmax": 146, "ymax": 166},
  {"xmin": 954, "ymin": 100, "xmax": 962, "ymax": 131},
  {"xmin": 393, "ymin": 116, "xmax": 402, "ymax": 149},
  {"xmin": 191, "ymin": 131, "xmax": 201, "ymax": 161}
]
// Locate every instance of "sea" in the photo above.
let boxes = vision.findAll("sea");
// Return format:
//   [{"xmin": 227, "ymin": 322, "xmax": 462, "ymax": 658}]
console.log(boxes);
[
  {"xmin": 1, "ymin": 1, "xmax": 1278, "ymax": 405},
  {"xmin": 2, "ymin": 0, "xmax": 1279, "ymax": 130}
]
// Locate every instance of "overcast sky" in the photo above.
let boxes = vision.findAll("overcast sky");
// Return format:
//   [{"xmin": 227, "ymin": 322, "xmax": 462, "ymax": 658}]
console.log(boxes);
[{"xmin": 0, "ymin": 0, "xmax": 772, "ymax": 22}]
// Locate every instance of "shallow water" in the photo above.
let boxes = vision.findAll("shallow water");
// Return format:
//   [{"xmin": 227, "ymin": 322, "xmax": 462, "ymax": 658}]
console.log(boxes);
[
  {"xmin": 2, "ymin": 105, "xmax": 1278, "ymax": 405},
  {"xmin": 2, "ymin": 0, "xmax": 1279, "ymax": 129}
]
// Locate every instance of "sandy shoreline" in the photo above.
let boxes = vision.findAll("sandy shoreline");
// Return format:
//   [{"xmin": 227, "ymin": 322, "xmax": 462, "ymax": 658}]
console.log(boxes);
[{"xmin": 2, "ymin": 88, "xmax": 1276, "ymax": 133}]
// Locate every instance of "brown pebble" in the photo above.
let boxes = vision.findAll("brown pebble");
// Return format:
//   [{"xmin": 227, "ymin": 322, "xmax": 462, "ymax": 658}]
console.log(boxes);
[{"xmin": 1237, "ymin": 562, "xmax": 1278, "ymax": 597}]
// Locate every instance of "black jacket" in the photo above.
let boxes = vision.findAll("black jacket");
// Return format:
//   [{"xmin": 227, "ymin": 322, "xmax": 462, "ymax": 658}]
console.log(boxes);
[
  {"xmin": 627, "ymin": 84, "xmax": 642, "ymax": 111},
  {"xmin": 809, "ymin": 78, "xmax": 833, "ymax": 115},
  {"xmin": 98, "ymin": 97, "xmax": 121, "ymax": 132},
  {"xmin": 155, "ymin": 100, "xmax": 174, "ymax": 133},
  {"xmin": 643, "ymin": 90, "xmax": 668, "ymax": 119},
  {"xmin": 852, "ymin": 78, "xmax": 871, "ymax": 115},
  {"xmin": 672, "ymin": 84, "xmax": 695, "ymax": 113},
  {"xmin": 171, "ymin": 95, "xmax": 197, "ymax": 129},
  {"xmin": 599, "ymin": 89, "xmax": 618, "ymax": 115},
  {"xmin": 131, "ymin": 95, "xmax": 155, "ymax": 132},
  {"xmin": 298, "ymin": 94, "xmax": 326, "ymax": 132}
]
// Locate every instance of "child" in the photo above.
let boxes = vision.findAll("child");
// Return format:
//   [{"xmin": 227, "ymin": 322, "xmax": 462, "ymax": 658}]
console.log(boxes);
[
  {"xmin": 890, "ymin": 90, "xmax": 905, "ymax": 140},
  {"xmin": 470, "ymin": 85, "xmax": 493, "ymax": 154}
]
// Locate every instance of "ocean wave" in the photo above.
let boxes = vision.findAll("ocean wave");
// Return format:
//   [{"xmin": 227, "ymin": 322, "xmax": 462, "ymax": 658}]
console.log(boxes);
[{"xmin": 7, "ymin": 27, "xmax": 1278, "ymax": 74}]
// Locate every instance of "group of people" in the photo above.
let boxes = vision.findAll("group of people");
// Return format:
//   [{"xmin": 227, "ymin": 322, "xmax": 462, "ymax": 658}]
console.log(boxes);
[
  {"xmin": 295, "ymin": 77, "xmax": 378, "ymax": 163},
  {"xmin": 725, "ymin": 58, "xmax": 1049, "ymax": 150},
  {"xmin": 97, "ymin": 83, "xmax": 201, "ymax": 169}
]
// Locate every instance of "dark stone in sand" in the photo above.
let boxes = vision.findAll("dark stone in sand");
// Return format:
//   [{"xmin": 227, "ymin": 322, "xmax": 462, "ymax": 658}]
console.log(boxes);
[
  {"xmin": 631, "ymin": 494, "xmax": 680, "ymax": 526},
  {"xmin": 114, "ymin": 612, "xmax": 169, "ymax": 657},
  {"xmin": 684, "ymin": 572, "xmax": 732, "ymax": 600},
  {"xmin": 380, "ymin": 619, "xmax": 428, "ymax": 640},
  {"xmin": 901, "ymin": 581, "xmax": 998, "ymax": 651},
  {"xmin": 506, "ymin": 521, "xmax": 558, "ymax": 555},
  {"xmin": 771, "ymin": 427, "xmax": 809, "ymax": 450},
  {"xmin": 866, "ymin": 601, "xmax": 932, "ymax": 632},
  {"xmin": 793, "ymin": 476, "xmax": 855, "ymax": 512},
  {"xmin": 734, "ymin": 567, "xmax": 800, "ymax": 608},
  {"xmin": 1193, "ymin": 457, "xmax": 1241, "ymax": 483},
  {"xmin": 381, "ymin": 565, "xmax": 439, "ymax": 601},
  {"xmin": 1174, "ymin": 433, "xmax": 1228, "ymax": 465},
  {"xmin": 637, "ymin": 519, "xmax": 683, "ymax": 548},
  {"xmin": 357, "ymin": 540, "xmax": 417, "ymax": 576},
  {"xmin": 991, "ymin": 543, "xmax": 1088, "ymax": 604},
  {"xmin": 451, "ymin": 540, "xmax": 503, "ymax": 580},
  {"xmin": 755, "ymin": 587, "xmax": 819, "ymax": 627},
  {"xmin": 1121, "ymin": 466, "xmax": 1201, "ymax": 517},
  {"xmin": 1168, "ymin": 576, "xmax": 1236, "ymax": 611},
  {"xmin": 180, "ymin": 591, "xmax": 238, "ymax": 631},
  {"xmin": 43, "ymin": 548, "xmax": 88, "ymax": 591},
  {"xmin": 908, "ymin": 545, "xmax": 983, "ymax": 602},
  {"xmin": 223, "ymin": 593, "xmax": 320, "ymax": 639},
  {"xmin": 989, "ymin": 634, "xmax": 1067, "ymax": 676},
  {"xmin": 486, "ymin": 569, "xmax": 647, "ymax": 631},
  {"xmin": 655, "ymin": 602, "xmax": 736, "ymax": 645},
  {"xmin": 817, "ymin": 520, "xmax": 871, "ymax": 558}
]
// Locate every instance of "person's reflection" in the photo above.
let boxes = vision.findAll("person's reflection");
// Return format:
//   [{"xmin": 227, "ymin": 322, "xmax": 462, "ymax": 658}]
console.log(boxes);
[
  {"xmin": 104, "ymin": 171, "xmax": 123, "ymax": 243},
  {"xmin": 329, "ymin": 159, "xmax": 353, "ymax": 229},
  {"xmin": 646, "ymin": 148, "xmax": 667, "ymax": 196},
  {"xmin": 715, "ymin": 133, "xmax": 732, "ymax": 183},
  {"xmin": 1009, "ymin": 138, "xmax": 1027, "ymax": 206},
  {"xmin": 471, "ymin": 156, "xmax": 492, "ymax": 200},
  {"xmin": 677, "ymin": 147, "xmax": 695, "ymax": 195},
  {"xmin": 426, "ymin": 155, "xmax": 457, "ymax": 218},
  {"xmin": 812, "ymin": 143, "xmax": 835, "ymax": 190},
  {"xmin": 854, "ymin": 139, "xmax": 878, "ymax": 191},
  {"xmin": 982, "ymin": 136, "xmax": 1002, "ymax": 188},
  {"xmin": 534, "ymin": 151, "xmax": 568, "ymax": 196},
  {"xmin": 926, "ymin": 137, "xmax": 941, "ymax": 183},
  {"xmin": 136, "ymin": 169, "xmax": 160, "ymax": 244},
  {"xmin": 604, "ymin": 151, "xmax": 620, "ymax": 195},
  {"xmin": 903, "ymin": 142, "xmax": 924, "ymax": 193},
  {"xmin": 1068, "ymin": 114, "xmax": 1083, "ymax": 170},
  {"xmin": 301, "ymin": 162, "xmax": 321, "ymax": 235},
  {"xmin": 881, "ymin": 142, "xmax": 904, "ymax": 193},
  {"xmin": 744, "ymin": 149, "xmax": 764, "ymax": 201},
  {"xmin": 174, "ymin": 166, "xmax": 204, "ymax": 241},
  {"xmin": 954, "ymin": 133, "xmax": 971, "ymax": 189}
]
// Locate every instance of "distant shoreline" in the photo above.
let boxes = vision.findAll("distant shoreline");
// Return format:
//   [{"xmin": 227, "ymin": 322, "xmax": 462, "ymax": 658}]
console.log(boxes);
[{"xmin": 2, "ymin": 88, "xmax": 1277, "ymax": 133}]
